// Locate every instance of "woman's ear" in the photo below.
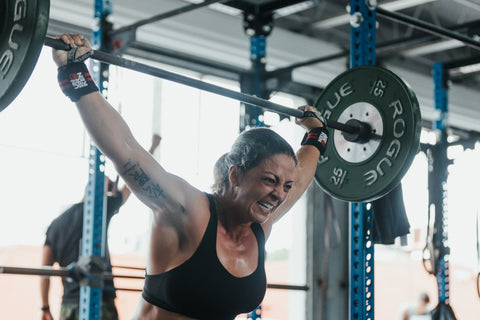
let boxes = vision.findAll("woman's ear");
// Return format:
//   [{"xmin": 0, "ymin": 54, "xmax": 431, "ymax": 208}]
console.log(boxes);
[{"xmin": 228, "ymin": 165, "xmax": 240, "ymax": 187}]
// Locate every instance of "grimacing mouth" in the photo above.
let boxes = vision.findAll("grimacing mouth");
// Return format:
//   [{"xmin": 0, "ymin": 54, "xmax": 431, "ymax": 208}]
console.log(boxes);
[{"xmin": 258, "ymin": 201, "xmax": 274, "ymax": 211}]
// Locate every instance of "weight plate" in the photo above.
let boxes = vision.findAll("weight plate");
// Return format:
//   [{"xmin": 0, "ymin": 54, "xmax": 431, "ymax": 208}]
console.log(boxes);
[
  {"xmin": 313, "ymin": 65, "xmax": 421, "ymax": 202},
  {"xmin": 0, "ymin": 0, "xmax": 50, "ymax": 112}
]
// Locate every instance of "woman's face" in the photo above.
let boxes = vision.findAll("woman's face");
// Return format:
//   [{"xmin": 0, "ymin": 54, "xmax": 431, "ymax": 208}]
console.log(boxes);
[{"xmin": 233, "ymin": 153, "xmax": 296, "ymax": 224}]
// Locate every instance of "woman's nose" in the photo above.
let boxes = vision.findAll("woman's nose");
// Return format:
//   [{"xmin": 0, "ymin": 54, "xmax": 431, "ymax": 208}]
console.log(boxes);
[{"xmin": 271, "ymin": 185, "xmax": 287, "ymax": 201}]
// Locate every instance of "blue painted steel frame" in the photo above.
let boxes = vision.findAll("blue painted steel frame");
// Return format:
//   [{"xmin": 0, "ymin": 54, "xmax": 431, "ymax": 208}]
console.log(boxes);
[
  {"xmin": 349, "ymin": 203, "xmax": 375, "ymax": 320},
  {"xmin": 250, "ymin": 35, "xmax": 266, "ymax": 127},
  {"xmin": 250, "ymin": 36, "xmax": 266, "ymax": 96},
  {"xmin": 79, "ymin": 146, "xmax": 107, "ymax": 320},
  {"xmin": 247, "ymin": 35, "xmax": 266, "ymax": 319},
  {"xmin": 432, "ymin": 62, "xmax": 450, "ymax": 303},
  {"xmin": 349, "ymin": 1, "xmax": 376, "ymax": 319},
  {"xmin": 79, "ymin": 1, "xmax": 112, "ymax": 319},
  {"xmin": 350, "ymin": 0, "xmax": 376, "ymax": 68}
]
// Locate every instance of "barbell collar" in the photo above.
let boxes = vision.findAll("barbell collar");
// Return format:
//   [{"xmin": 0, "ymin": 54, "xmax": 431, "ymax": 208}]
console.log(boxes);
[{"xmin": 340, "ymin": 119, "xmax": 381, "ymax": 142}]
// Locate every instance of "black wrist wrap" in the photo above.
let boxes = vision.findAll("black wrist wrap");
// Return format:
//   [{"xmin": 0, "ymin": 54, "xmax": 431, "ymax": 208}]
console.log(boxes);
[
  {"xmin": 301, "ymin": 127, "xmax": 329, "ymax": 154},
  {"xmin": 57, "ymin": 62, "xmax": 99, "ymax": 102}
]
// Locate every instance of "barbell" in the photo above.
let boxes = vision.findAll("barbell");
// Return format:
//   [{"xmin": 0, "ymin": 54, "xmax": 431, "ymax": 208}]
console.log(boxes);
[
  {"xmin": 0, "ymin": 0, "xmax": 421, "ymax": 202},
  {"xmin": 0, "ymin": 263, "xmax": 309, "ymax": 291}
]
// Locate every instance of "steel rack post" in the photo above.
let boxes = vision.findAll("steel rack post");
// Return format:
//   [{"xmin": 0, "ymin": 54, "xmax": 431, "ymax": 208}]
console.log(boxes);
[
  {"xmin": 239, "ymin": 9, "xmax": 273, "ymax": 132},
  {"xmin": 244, "ymin": 10, "xmax": 273, "ymax": 319},
  {"xmin": 432, "ymin": 62, "xmax": 451, "ymax": 304},
  {"xmin": 244, "ymin": 35, "xmax": 267, "ymax": 318},
  {"xmin": 349, "ymin": 1, "xmax": 376, "ymax": 319},
  {"xmin": 79, "ymin": 1, "xmax": 112, "ymax": 319}
]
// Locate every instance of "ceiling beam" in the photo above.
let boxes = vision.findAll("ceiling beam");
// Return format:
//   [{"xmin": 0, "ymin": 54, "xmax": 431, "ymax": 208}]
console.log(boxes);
[{"xmin": 311, "ymin": 0, "xmax": 438, "ymax": 29}]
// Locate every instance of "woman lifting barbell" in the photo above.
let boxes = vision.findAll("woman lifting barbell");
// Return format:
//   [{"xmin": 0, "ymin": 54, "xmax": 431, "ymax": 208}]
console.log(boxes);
[{"xmin": 52, "ymin": 33, "xmax": 328, "ymax": 320}]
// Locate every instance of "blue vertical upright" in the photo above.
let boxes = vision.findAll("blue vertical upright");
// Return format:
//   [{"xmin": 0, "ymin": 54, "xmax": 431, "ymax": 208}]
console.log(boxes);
[
  {"xmin": 79, "ymin": 1, "xmax": 112, "ymax": 319},
  {"xmin": 432, "ymin": 62, "xmax": 450, "ymax": 304},
  {"xmin": 246, "ymin": 29, "xmax": 266, "ymax": 320},
  {"xmin": 250, "ymin": 36, "xmax": 265, "ymax": 92},
  {"xmin": 239, "ymin": 10, "xmax": 273, "ymax": 132},
  {"xmin": 243, "ymin": 10, "xmax": 274, "ymax": 319},
  {"xmin": 349, "ymin": 1, "xmax": 376, "ymax": 319}
]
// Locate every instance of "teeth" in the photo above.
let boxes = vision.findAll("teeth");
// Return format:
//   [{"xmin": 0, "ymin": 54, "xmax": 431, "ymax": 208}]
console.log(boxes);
[{"xmin": 259, "ymin": 202, "xmax": 273, "ymax": 210}]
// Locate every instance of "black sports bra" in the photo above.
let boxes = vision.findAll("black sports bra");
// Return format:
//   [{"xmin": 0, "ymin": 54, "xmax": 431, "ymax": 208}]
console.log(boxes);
[{"xmin": 142, "ymin": 193, "xmax": 267, "ymax": 319}]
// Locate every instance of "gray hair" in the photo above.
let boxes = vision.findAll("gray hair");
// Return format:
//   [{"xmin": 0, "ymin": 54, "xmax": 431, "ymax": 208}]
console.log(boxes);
[{"xmin": 212, "ymin": 128, "xmax": 297, "ymax": 193}]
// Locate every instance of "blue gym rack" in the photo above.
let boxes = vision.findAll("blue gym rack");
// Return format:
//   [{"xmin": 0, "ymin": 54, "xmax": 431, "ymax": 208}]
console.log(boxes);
[
  {"xmin": 79, "ymin": 1, "xmax": 112, "ymax": 319},
  {"xmin": 349, "ymin": 1, "xmax": 376, "ymax": 319}
]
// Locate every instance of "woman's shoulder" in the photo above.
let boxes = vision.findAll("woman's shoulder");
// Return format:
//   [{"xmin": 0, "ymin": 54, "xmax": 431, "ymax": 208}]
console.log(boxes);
[{"xmin": 183, "ymin": 191, "xmax": 212, "ymax": 230}]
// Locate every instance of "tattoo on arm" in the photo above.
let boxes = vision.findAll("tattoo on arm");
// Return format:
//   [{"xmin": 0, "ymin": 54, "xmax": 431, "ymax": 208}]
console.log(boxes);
[{"xmin": 122, "ymin": 159, "xmax": 165, "ymax": 200}]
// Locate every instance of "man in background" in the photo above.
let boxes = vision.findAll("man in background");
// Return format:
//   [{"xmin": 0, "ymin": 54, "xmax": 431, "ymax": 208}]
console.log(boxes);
[
  {"xmin": 40, "ymin": 135, "xmax": 160, "ymax": 320},
  {"xmin": 400, "ymin": 292, "xmax": 432, "ymax": 320}
]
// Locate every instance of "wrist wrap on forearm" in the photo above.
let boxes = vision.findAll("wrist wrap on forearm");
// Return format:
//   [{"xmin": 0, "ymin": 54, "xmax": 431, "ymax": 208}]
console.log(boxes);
[
  {"xmin": 57, "ymin": 62, "xmax": 99, "ymax": 102},
  {"xmin": 301, "ymin": 127, "xmax": 329, "ymax": 154}
]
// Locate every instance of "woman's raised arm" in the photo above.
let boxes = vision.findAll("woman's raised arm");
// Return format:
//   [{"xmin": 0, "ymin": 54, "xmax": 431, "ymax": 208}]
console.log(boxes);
[{"xmin": 52, "ymin": 34, "xmax": 199, "ymax": 211}]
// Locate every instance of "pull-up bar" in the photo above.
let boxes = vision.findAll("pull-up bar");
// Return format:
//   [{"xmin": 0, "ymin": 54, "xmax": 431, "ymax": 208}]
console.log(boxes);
[{"xmin": 376, "ymin": 7, "xmax": 480, "ymax": 51}]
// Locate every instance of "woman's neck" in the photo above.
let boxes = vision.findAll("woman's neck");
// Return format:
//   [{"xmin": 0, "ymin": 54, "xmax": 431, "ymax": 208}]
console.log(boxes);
[{"xmin": 213, "ymin": 192, "xmax": 252, "ymax": 241}]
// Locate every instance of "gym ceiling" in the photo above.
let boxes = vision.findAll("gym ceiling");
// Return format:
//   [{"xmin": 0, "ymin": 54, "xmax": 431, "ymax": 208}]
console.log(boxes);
[{"xmin": 46, "ymin": 0, "xmax": 480, "ymax": 133}]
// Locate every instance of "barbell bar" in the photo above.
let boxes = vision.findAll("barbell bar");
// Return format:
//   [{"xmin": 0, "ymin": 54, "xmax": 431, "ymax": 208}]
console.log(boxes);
[
  {"xmin": 0, "ymin": 0, "xmax": 376, "ymax": 139},
  {"xmin": 0, "ymin": 265, "xmax": 143, "ymax": 281},
  {"xmin": 0, "ymin": 264, "xmax": 309, "ymax": 291},
  {"xmin": 1, "ymin": 0, "xmax": 422, "ymax": 202},
  {"xmin": 43, "ymin": 36, "xmax": 369, "ymax": 138},
  {"xmin": 115, "ymin": 284, "xmax": 311, "ymax": 292}
]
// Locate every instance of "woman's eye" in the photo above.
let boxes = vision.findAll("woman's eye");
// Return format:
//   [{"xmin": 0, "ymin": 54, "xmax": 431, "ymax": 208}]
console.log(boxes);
[{"xmin": 264, "ymin": 177, "xmax": 275, "ymax": 183}]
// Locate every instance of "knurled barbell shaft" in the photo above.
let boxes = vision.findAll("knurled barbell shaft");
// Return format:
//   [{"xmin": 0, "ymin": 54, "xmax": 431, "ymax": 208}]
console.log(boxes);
[
  {"xmin": 0, "ymin": 265, "xmax": 144, "ymax": 280},
  {"xmin": 44, "ymin": 36, "xmax": 367, "ymax": 137},
  {"xmin": 0, "ymin": 265, "xmax": 309, "ymax": 291},
  {"xmin": 0, "ymin": 265, "xmax": 71, "ymax": 278}
]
